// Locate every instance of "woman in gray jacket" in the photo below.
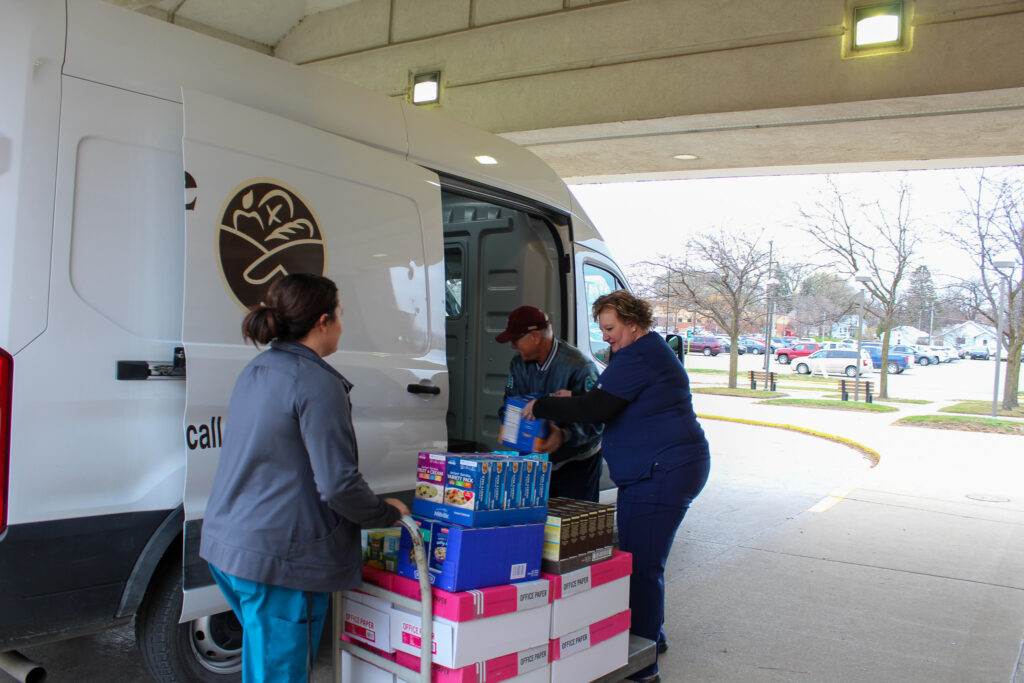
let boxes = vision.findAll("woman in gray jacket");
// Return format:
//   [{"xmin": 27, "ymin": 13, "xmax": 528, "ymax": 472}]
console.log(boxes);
[{"xmin": 200, "ymin": 273, "xmax": 408, "ymax": 682}]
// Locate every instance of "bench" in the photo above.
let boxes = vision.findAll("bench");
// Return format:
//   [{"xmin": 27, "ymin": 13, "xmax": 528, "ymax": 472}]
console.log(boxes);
[
  {"xmin": 748, "ymin": 370, "xmax": 777, "ymax": 391},
  {"xmin": 838, "ymin": 379, "xmax": 873, "ymax": 403}
]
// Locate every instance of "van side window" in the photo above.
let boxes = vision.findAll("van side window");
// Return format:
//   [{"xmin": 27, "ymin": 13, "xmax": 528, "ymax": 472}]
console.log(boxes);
[
  {"xmin": 444, "ymin": 246, "xmax": 464, "ymax": 319},
  {"xmin": 583, "ymin": 264, "xmax": 623, "ymax": 363}
]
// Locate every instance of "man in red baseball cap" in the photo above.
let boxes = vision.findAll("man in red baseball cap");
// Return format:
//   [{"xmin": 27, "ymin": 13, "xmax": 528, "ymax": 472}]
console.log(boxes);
[{"xmin": 496, "ymin": 306, "xmax": 604, "ymax": 501}]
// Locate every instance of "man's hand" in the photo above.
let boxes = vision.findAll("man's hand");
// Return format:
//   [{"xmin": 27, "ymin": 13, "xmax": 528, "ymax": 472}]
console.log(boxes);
[
  {"xmin": 522, "ymin": 399, "xmax": 537, "ymax": 419},
  {"xmin": 536, "ymin": 424, "xmax": 564, "ymax": 454},
  {"xmin": 385, "ymin": 497, "xmax": 410, "ymax": 521}
]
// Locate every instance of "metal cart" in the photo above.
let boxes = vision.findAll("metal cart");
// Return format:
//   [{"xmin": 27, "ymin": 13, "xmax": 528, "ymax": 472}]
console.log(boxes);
[{"xmin": 334, "ymin": 515, "xmax": 432, "ymax": 683}]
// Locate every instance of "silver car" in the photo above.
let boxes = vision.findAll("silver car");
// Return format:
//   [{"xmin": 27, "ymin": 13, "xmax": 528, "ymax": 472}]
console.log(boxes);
[{"xmin": 794, "ymin": 349, "xmax": 874, "ymax": 378}]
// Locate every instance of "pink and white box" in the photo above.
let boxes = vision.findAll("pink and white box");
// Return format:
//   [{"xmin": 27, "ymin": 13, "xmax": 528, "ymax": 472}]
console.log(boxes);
[
  {"xmin": 544, "ymin": 550, "xmax": 632, "ymax": 638},
  {"xmin": 548, "ymin": 609, "xmax": 631, "ymax": 683},
  {"xmin": 389, "ymin": 644, "xmax": 550, "ymax": 683},
  {"xmin": 361, "ymin": 566, "xmax": 552, "ymax": 670},
  {"xmin": 342, "ymin": 590, "xmax": 394, "ymax": 653}
]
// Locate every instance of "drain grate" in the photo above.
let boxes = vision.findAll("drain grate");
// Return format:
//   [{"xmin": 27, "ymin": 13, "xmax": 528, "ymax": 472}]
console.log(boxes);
[{"xmin": 966, "ymin": 493, "xmax": 1011, "ymax": 503}]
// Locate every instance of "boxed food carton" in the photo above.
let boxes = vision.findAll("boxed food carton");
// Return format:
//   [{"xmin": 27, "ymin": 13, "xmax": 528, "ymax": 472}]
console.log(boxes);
[
  {"xmin": 499, "ymin": 396, "xmax": 549, "ymax": 453},
  {"xmin": 545, "ymin": 551, "xmax": 632, "ymax": 638},
  {"xmin": 398, "ymin": 519, "xmax": 544, "ymax": 592},
  {"xmin": 548, "ymin": 610, "xmax": 631, "ymax": 683},
  {"xmin": 415, "ymin": 452, "xmax": 448, "ymax": 504},
  {"xmin": 363, "ymin": 528, "xmax": 401, "ymax": 572},
  {"xmin": 541, "ymin": 498, "xmax": 615, "ymax": 574}
]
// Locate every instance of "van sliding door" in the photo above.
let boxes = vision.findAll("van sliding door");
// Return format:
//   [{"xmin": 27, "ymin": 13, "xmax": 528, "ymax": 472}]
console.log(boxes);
[{"xmin": 179, "ymin": 90, "xmax": 447, "ymax": 621}]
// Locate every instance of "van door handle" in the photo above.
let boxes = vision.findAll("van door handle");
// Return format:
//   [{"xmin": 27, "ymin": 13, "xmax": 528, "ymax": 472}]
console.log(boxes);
[{"xmin": 407, "ymin": 383, "xmax": 441, "ymax": 396}]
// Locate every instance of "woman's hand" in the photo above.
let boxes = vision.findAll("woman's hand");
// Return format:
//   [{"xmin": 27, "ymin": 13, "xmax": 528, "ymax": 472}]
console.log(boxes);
[
  {"xmin": 522, "ymin": 399, "xmax": 538, "ymax": 420},
  {"xmin": 385, "ymin": 497, "xmax": 410, "ymax": 521}
]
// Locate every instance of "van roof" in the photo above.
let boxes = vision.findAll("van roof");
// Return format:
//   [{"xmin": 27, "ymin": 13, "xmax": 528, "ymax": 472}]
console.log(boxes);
[{"xmin": 65, "ymin": 1, "xmax": 579, "ymax": 218}]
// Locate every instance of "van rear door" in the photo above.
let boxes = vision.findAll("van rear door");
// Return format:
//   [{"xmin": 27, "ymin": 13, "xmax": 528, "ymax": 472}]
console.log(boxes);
[{"xmin": 179, "ymin": 90, "xmax": 447, "ymax": 621}]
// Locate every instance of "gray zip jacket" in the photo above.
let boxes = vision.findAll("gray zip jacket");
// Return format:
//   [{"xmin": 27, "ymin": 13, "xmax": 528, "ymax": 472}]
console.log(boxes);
[{"xmin": 200, "ymin": 341, "xmax": 399, "ymax": 593}]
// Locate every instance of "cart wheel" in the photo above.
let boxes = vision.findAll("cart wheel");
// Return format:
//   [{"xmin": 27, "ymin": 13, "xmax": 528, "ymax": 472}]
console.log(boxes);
[{"xmin": 136, "ymin": 554, "xmax": 243, "ymax": 682}]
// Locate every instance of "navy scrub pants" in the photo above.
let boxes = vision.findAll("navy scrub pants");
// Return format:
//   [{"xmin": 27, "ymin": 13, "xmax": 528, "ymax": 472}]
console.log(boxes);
[
  {"xmin": 617, "ymin": 457, "xmax": 710, "ymax": 678},
  {"xmin": 209, "ymin": 564, "xmax": 329, "ymax": 683}
]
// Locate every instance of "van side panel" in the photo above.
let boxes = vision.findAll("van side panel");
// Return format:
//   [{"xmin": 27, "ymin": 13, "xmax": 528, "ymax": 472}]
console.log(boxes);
[{"xmin": 0, "ymin": 0, "xmax": 64, "ymax": 354}]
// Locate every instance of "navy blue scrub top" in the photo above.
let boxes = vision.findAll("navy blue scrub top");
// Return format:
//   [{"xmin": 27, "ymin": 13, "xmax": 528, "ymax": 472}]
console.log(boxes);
[{"xmin": 597, "ymin": 331, "xmax": 709, "ymax": 485}]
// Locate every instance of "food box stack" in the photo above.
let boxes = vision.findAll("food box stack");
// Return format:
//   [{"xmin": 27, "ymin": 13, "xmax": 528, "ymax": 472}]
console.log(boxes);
[
  {"xmin": 341, "ymin": 448, "xmax": 555, "ymax": 682},
  {"xmin": 542, "ymin": 498, "xmax": 616, "ymax": 575}
]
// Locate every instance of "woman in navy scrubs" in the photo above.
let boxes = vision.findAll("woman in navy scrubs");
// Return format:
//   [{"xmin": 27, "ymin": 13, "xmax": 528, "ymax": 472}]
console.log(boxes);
[{"xmin": 525, "ymin": 290, "xmax": 710, "ymax": 683}]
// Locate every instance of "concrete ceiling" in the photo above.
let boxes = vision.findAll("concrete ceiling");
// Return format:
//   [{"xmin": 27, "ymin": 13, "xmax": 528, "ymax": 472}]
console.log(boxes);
[{"xmin": 109, "ymin": 0, "xmax": 1024, "ymax": 183}]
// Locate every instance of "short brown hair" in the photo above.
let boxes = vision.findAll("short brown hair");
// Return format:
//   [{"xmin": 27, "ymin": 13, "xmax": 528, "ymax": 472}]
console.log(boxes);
[{"xmin": 592, "ymin": 290, "xmax": 653, "ymax": 329}]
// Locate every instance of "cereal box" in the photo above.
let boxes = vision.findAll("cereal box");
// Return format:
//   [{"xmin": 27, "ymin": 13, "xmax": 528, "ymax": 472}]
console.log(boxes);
[
  {"xmin": 504, "ymin": 458, "xmax": 523, "ymax": 510},
  {"xmin": 535, "ymin": 460, "xmax": 552, "ymax": 508},
  {"xmin": 500, "ymin": 396, "xmax": 550, "ymax": 453},
  {"xmin": 444, "ymin": 457, "xmax": 487, "ymax": 511},
  {"xmin": 521, "ymin": 458, "xmax": 538, "ymax": 508},
  {"xmin": 415, "ymin": 452, "xmax": 447, "ymax": 504}
]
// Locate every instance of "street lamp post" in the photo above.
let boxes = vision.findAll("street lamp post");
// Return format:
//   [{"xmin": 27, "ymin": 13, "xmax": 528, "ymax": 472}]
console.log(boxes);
[
  {"xmin": 992, "ymin": 257, "xmax": 1017, "ymax": 416},
  {"xmin": 854, "ymin": 273, "xmax": 872, "ymax": 401}
]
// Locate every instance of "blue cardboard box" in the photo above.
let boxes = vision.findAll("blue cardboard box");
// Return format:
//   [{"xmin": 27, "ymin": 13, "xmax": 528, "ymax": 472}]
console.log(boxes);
[
  {"xmin": 412, "ymin": 498, "xmax": 547, "ymax": 527},
  {"xmin": 398, "ymin": 518, "xmax": 544, "ymax": 592},
  {"xmin": 500, "ymin": 396, "xmax": 549, "ymax": 453}
]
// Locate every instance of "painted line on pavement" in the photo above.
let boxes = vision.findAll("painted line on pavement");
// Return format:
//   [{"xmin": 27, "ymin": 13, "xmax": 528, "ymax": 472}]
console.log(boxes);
[{"xmin": 808, "ymin": 486, "xmax": 855, "ymax": 513}]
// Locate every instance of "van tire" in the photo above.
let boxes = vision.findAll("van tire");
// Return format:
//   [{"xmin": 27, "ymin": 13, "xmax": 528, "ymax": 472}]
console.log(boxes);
[
  {"xmin": 844, "ymin": 366, "xmax": 858, "ymax": 378},
  {"xmin": 136, "ymin": 558, "xmax": 242, "ymax": 683}
]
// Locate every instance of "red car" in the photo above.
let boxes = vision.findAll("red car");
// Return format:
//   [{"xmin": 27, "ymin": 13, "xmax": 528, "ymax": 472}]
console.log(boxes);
[{"xmin": 775, "ymin": 342, "xmax": 821, "ymax": 364}]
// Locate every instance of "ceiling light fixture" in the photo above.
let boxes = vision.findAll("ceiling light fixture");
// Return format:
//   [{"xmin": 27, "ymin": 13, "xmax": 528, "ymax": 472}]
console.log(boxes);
[
  {"xmin": 411, "ymin": 72, "xmax": 440, "ymax": 105},
  {"xmin": 853, "ymin": 2, "xmax": 902, "ymax": 47},
  {"xmin": 673, "ymin": 154, "xmax": 700, "ymax": 160},
  {"xmin": 474, "ymin": 155, "xmax": 498, "ymax": 165}
]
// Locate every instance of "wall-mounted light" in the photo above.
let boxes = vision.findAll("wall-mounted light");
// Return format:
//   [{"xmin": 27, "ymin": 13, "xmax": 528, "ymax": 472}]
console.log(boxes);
[
  {"xmin": 843, "ymin": 0, "xmax": 912, "ymax": 58},
  {"xmin": 411, "ymin": 71, "xmax": 440, "ymax": 105},
  {"xmin": 673, "ymin": 154, "xmax": 700, "ymax": 161},
  {"xmin": 474, "ymin": 155, "xmax": 498, "ymax": 165}
]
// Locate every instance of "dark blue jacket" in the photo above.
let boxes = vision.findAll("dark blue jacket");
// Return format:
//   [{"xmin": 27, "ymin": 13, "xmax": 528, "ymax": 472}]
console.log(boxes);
[
  {"xmin": 200, "ymin": 342, "xmax": 398, "ymax": 593},
  {"xmin": 596, "ymin": 332, "xmax": 709, "ymax": 485},
  {"xmin": 502, "ymin": 339, "xmax": 603, "ymax": 468}
]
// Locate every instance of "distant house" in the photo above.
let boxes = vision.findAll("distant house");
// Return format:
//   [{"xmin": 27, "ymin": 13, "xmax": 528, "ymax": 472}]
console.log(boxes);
[
  {"xmin": 888, "ymin": 325, "xmax": 931, "ymax": 346},
  {"xmin": 940, "ymin": 321, "xmax": 997, "ymax": 349},
  {"xmin": 831, "ymin": 315, "xmax": 866, "ymax": 339}
]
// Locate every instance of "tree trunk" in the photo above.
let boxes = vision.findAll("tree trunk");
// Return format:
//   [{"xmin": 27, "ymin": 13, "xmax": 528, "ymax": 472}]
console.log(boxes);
[
  {"xmin": 1002, "ymin": 336, "xmax": 1022, "ymax": 410},
  {"xmin": 879, "ymin": 328, "xmax": 892, "ymax": 399}
]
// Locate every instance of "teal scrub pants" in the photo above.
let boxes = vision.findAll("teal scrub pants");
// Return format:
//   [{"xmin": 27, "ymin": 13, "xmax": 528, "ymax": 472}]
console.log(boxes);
[{"xmin": 209, "ymin": 564, "xmax": 329, "ymax": 683}]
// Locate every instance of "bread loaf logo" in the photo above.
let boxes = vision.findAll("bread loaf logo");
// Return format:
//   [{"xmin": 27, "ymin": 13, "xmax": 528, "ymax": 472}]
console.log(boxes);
[{"xmin": 217, "ymin": 180, "xmax": 325, "ymax": 308}]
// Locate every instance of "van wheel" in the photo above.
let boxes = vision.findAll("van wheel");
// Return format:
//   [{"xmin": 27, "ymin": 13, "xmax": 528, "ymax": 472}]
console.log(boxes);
[
  {"xmin": 795, "ymin": 363, "xmax": 809, "ymax": 375},
  {"xmin": 844, "ymin": 366, "xmax": 858, "ymax": 378},
  {"xmin": 136, "ymin": 557, "xmax": 243, "ymax": 682}
]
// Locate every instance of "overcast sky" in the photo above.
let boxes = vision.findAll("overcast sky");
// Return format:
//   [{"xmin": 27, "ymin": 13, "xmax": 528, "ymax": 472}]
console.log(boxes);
[{"xmin": 570, "ymin": 167, "xmax": 1023, "ymax": 286}]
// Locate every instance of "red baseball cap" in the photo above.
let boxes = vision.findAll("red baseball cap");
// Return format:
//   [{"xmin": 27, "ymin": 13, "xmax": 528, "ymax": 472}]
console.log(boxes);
[{"xmin": 496, "ymin": 306, "xmax": 550, "ymax": 343}]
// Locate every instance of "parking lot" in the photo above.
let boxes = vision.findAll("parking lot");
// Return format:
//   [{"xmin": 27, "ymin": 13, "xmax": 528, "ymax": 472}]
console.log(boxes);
[{"xmin": 682, "ymin": 347, "xmax": 1021, "ymax": 402}]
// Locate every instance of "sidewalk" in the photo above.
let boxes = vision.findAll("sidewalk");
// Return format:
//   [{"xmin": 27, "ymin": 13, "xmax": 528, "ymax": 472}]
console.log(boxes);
[{"xmin": 657, "ymin": 394, "xmax": 1024, "ymax": 681}]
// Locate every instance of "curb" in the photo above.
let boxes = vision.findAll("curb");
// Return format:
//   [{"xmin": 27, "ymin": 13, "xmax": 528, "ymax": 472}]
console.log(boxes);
[{"xmin": 696, "ymin": 413, "xmax": 881, "ymax": 467}]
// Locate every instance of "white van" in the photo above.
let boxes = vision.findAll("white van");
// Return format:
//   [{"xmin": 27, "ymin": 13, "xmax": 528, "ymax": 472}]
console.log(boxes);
[{"xmin": 0, "ymin": 2, "xmax": 627, "ymax": 680}]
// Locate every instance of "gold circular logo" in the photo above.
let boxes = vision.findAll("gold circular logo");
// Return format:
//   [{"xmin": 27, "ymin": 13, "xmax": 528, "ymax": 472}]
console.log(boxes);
[{"xmin": 216, "ymin": 180, "xmax": 326, "ymax": 309}]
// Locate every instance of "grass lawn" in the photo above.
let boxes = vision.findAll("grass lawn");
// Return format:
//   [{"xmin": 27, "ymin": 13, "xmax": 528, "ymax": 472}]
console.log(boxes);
[
  {"xmin": 757, "ymin": 398, "xmax": 899, "ymax": 413},
  {"xmin": 821, "ymin": 394, "xmax": 932, "ymax": 405},
  {"xmin": 692, "ymin": 387, "xmax": 788, "ymax": 398},
  {"xmin": 685, "ymin": 368, "xmax": 728, "ymax": 375},
  {"xmin": 895, "ymin": 414, "xmax": 1024, "ymax": 435},
  {"xmin": 939, "ymin": 400, "xmax": 1024, "ymax": 419}
]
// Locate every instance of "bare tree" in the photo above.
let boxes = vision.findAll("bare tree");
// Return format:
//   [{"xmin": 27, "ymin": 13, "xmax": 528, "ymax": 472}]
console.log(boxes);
[
  {"xmin": 945, "ymin": 172, "xmax": 1024, "ymax": 409},
  {"xmin": 798, "ymin": 178, "xmax": 920, "ymax": 399},
  {"xmin": 640, "ymin": 232, "xmax": 770, "ymax": 388},
  {"xmin": 790, "ymin": 272, "xmax": 859, "ymax": 337}
]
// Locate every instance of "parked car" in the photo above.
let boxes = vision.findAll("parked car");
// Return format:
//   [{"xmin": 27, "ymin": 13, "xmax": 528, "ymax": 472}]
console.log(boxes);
[
  {"xmin": 968, "ymin": 347, "xmax": 991, "ymax": 360},
  {"xmin": 715, "ymin": 336, "xmax": 744, "ymax": 355},
  {"xmin": 688, "ymin": 335, "xmax": 722, "ymax": 356},
  {"xmin": 775, "ymin": 342, "xmax": 821, "ymax": 364},
  {"xmin": 739, "ymin": 338, "xmax": 766, "ymax": 354},
  {"xmin": 820, "ymin": 341, "xmax": 855, "ymax": 350},
  {"xmin": 863, "ymin": 345, "xmax": 911, "ymax": 374},
  {"xmin": 793, "ymin": 349, "xmax": 874, "ymax": 377},
  {"xmin": 929, "ymin": 345, "xmax": 955, "ymax": 363}
]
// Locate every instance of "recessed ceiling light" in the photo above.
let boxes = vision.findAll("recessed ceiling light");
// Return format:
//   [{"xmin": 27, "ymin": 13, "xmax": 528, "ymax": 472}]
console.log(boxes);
[
  {"xmin": 475, "ymin": 155, "xmax": 498, "ymax": 165},
  {"xmin": 853, "ymin": 1, "xmax": 903, "ymax": 48},
  {"xmin": 673, "ymin": 154, "xmax": 700, "ymax": 160},
  {"xmin": 411, "ymin": 72, "xmax": 440, "ymax": 105}
]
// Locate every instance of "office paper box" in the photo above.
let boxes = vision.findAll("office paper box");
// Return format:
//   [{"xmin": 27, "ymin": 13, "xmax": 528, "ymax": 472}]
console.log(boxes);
[
  {"xmin": 548, "ymin": 610, "xmax": 631, "ymax": 683},
  {"xmin": 398, "ymin": 519, "xmax": 543, "ymax": 591},
  {"xmin": 364, "ymin": 566, "xmax": 551, "ymax": 622},
  {"xmin": 342, "ymin": 592, "xmax": 393, "ymax": 653},
  {"xmin": 341, "ymin": 650, "xmax": 396, "ymax": 683},
  {"xmin": 545, "ymin": 550, "xmax": 632, "ymax": 637},
  {"xmin": 389, "ymin": 603, "xmax": 552, "ymax": 670},
  {"xmin": 392, "ymin": 643, "xmax": 550, "ymax": 683}
]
